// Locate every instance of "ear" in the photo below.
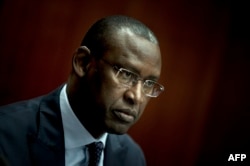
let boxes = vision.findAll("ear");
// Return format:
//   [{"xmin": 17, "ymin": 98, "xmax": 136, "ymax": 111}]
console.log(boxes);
[{"xmin": 72, "ymin": 46, "xmax": 91, "ymax": 77}]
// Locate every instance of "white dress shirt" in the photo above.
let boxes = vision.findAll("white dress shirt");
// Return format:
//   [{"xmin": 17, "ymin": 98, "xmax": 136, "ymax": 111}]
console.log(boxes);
[{"xmin": 60, "ymin": 84, "xmax": 108, "ymax": 166}]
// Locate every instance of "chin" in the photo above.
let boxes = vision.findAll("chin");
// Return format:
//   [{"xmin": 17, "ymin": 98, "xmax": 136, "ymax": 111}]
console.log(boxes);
[
  {"xmin": 105, "ymin": 123, "xmax": 131, "ymax": 135},
  {"xmin": 107, "ymin": 130, "xmax": 126, "ymax": 135}
]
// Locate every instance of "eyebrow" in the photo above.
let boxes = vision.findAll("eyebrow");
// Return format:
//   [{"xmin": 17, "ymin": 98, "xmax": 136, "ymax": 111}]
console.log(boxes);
[
  {"xmin": 145, "ymin": 75, "xmax": 159, "ymax": 81},
  {"xmin": 112, "ymin": 56, "xmax": 160, "ymax": 81},
  {"xmin": 117, "ymin": 63, "xmax": 159, "ymax": 81}
]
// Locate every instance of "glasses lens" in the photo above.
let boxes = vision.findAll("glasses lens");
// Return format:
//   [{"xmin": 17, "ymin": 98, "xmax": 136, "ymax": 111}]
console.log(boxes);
[
  {"xmin": 115, "ymin": 68, "xmax": 164, "ymax": 98},
  {"xmin": 116, "ymin": 68, "xmax": 137, "ymax": 85},
  {"xmin": 143, "ymin": 80, "xmax": 164, "ymax": 97}
]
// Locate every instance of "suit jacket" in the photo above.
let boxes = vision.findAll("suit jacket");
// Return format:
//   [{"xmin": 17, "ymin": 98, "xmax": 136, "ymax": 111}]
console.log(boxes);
[{"xmin": 0, "ymin": 86, "xmax": 146, "ymax": 166}]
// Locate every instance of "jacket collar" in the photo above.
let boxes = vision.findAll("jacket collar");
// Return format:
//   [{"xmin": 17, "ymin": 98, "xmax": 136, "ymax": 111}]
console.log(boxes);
[
  {"xmin": 28, "ymin": 85, "xmax": 65, "ymax": 166},
  {"xmin": 104, "ymin": 134, "xmax": 126, "ymax": 166}
]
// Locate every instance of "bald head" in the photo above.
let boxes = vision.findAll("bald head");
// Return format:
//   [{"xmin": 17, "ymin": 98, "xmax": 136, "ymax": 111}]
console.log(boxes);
[{"xmin": 81, "ymin": 15, "xmax": 158, "ymax": 58}]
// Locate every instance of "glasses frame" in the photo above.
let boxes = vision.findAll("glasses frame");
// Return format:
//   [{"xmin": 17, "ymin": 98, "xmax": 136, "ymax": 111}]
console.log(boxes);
[{"xmin": 100, "ymin": 58, "xmax": 164, "ymax": 98}]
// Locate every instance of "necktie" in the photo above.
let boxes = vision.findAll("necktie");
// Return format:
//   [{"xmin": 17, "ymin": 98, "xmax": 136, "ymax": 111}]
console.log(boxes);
[{"xmin": 87, "ymin": 142, "xmax": 104, "ymax": 166}]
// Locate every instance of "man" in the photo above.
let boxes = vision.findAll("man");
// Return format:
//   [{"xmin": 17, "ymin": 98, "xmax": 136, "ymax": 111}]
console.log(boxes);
[{"xmin": 0, "ymin": 15, "xmax": 164, "ymax": 166}]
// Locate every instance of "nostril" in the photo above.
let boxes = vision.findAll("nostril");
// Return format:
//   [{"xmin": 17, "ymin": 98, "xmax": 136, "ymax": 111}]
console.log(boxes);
[
  {"xmin": 123, "ymin": 82, "xmax": 144, "ymax": 105},
  {"xmin": 124, "ymin": 90, "xmax": 136, "ymax": 105}
]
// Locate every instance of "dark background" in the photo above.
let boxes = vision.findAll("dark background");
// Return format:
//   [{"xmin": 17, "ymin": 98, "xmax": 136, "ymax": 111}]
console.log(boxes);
[{"xmin": 0, "ymin": 0, "xmax": 249, "ymax": 165}]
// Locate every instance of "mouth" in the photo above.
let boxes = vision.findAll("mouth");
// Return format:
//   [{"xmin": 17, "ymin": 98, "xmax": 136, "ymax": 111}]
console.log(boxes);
[{"xmin": 113, "ymin": 109, "xmax": 135, "ymax": 123}]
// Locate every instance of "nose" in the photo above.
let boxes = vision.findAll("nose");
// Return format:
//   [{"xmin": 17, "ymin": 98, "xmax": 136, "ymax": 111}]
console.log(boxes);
[{"xmin": 124, "ymin": 81, "xmax": 144, "ymax": 105}]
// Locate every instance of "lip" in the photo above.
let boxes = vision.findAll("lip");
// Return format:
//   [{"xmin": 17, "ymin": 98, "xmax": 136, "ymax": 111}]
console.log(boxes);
[{"xmin": 113, "ymin": 109, "xmax": 135, "ymax": 123}]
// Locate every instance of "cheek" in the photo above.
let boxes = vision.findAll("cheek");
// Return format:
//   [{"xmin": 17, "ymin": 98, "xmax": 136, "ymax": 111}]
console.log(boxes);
[
  {"xmin": 138, "ymin": 104, "xmax": 147, "ymax": 116},
  {"xmin": 98, "ymin": 80, "xmax": 124, "ymax": 107},
  {"xmin": 90, "ymin": 70, "xmax": 116, "ymax": 95},
  {"xmin": 103, "ymin": 88, "xmax": 125, "ymax": 108},
  {"xmin": 134, "ymin": 101, "xmax": 149, "ymax": 122}
]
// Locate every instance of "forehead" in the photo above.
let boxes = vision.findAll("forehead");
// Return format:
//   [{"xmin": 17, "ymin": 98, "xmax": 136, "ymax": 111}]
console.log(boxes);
[{"xmin": 104, "ymin": 28, "xmax": 162, "ymax": 79}]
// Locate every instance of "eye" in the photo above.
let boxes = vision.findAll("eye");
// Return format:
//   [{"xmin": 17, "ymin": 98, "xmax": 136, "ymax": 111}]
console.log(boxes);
[
  {"xmin": 116, "ymin": 68, "xmax": 138, "ymax": 85},
  {"xmin": 120, "ymin": 69, "xmax": 133, "ymax": 80},
  {"xmin": 144, "ymin": 80, "xmax": 155, "ymax": 88}
]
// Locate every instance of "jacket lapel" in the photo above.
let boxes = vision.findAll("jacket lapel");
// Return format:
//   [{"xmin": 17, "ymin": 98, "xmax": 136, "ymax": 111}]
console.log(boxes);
[
  {"xmin": 104, "ymin": 135, "xmax": 126, "ymax": 166},
  {"xmin": 28, "ymin": 86, "xmax": 65, "ymax": 166}
]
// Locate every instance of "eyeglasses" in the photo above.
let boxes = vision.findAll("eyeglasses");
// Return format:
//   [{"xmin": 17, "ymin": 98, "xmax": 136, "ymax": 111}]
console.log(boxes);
[{"xmin": 101, "ymin": 59, "xmax": 164, "ymax": 98}]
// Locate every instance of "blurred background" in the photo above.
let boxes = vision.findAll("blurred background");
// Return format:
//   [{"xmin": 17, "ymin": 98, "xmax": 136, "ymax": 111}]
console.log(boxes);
[{"xmin": 0, "ymin": 0, "xmax": 249, "ymax": 165}]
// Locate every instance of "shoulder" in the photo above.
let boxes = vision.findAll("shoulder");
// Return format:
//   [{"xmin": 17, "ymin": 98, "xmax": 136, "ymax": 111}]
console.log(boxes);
[
  {"xmin": 0, "ymin": 86, "xmax": 63, "ymax": 118},
  {"xmin": 0, "ymin": 96, "xmax": 44, "ymax": 159},
  {"xmin": 0, "ymin": 96, "xmax": 43, "ymax": 123},
  {"xmin": 0, "ymin": 86, "xmax": 63, "ymax": 132},
  {"xmin": 0, "ymin": 96, "xmax": 46, "ymax": 143}
]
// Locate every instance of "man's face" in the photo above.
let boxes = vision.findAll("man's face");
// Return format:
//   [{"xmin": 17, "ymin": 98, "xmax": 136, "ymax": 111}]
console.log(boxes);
[{"xmin": 86, "ymin": 29, "xmax": 162, "ymax": 134}]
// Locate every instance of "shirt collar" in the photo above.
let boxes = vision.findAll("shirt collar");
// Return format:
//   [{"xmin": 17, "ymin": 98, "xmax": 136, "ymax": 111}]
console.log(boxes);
[{"xmin": 60, "ymin": 84, "xmax": 108, "ymax": 149}]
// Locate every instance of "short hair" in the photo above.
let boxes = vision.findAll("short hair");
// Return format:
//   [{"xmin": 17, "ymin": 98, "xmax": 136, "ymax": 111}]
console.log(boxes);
[{"xmin": 81, "ymin": 15, "xmax": 158, "ymax": 58}]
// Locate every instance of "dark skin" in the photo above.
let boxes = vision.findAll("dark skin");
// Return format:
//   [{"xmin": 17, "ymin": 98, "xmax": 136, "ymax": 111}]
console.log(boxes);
[{"xmin": 66, "ymin": 28, "xmax": 162, "ymax": 139}]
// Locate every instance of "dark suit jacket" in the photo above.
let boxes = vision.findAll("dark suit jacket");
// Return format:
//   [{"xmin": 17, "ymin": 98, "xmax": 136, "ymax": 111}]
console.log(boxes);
[{"xmin": 0, "ymin": 86, "xmax": 146, "ymax": 166}]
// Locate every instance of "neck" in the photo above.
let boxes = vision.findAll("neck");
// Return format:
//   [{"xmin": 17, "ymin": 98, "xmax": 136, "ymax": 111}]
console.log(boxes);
[{"xmin": 66, "ymin": 79, "xmax": 105, "ymax": 139}]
